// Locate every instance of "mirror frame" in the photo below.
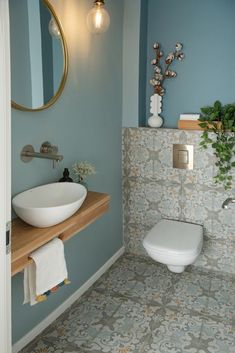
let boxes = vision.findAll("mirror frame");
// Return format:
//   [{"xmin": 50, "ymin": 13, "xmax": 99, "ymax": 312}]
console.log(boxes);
[{"xmin": 11, "ymin": 0, "xmax": 68, "ymax": 112}]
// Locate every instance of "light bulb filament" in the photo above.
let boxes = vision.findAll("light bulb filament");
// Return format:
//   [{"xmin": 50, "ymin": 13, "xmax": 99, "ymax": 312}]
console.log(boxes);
[{"xmin": 95, "ymin": 9, "xmax": 102, "ymax": 29}]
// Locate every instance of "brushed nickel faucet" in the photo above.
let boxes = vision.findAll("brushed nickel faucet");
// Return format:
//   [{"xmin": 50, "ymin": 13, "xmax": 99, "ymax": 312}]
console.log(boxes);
[
  {"xmin": 21, "ymin": 141, "xmax": 63, "ymax": 168},
  {"xmin": 222, "ymin": 198, "xmax": 235, "ymax": 209}
]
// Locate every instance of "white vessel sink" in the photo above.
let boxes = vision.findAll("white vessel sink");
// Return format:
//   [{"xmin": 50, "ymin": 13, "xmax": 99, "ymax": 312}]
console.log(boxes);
[{"xmin": 12, "ymin": 182, "xmax": 87, "ymax": 228}]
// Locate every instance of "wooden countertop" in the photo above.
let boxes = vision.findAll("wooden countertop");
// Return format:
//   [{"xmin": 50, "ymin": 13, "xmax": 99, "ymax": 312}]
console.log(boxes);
[{"xmin": 11, "ymin": 191, "xmax": 110, "ymax": 276}]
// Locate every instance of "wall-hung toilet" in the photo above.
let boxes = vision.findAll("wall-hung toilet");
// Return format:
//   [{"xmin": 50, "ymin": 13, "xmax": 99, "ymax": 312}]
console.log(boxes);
[{"xmin": 143, "ymin": 219, "xmax": 203, "ymax": 273}]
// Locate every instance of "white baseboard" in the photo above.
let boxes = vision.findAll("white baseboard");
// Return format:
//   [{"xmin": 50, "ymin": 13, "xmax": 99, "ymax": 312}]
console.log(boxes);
[{"xmin": 13, "ymin": 246, "xmax": 125, "ymax": 353}]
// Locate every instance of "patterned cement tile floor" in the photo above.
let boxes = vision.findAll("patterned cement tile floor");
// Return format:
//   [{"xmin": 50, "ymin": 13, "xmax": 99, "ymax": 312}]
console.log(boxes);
[{"xmin": 20, "ymin": 254, "xmax": 235, "ymax": 353}]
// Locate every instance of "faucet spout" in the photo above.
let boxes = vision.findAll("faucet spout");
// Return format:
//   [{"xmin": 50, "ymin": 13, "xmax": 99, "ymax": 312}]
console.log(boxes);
[{"xmin": 222, "ymin": 198, "xmax": 235, "ymax": 209}]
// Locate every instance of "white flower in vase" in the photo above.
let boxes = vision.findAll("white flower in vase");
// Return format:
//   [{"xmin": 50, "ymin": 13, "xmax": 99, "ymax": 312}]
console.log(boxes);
[{"xmin": 71, "ymin": 161, "xmax": 96, "ymax": 187}]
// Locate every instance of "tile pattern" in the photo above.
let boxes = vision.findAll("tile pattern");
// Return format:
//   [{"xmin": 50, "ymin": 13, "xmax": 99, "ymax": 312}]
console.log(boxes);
[
  {"xmin": 122, "ymin": 128, "xmax": 235, "ymax": 274},
  {"xmin": 20, "ymin": 254, "xmax": 235, "ymax": 353}
]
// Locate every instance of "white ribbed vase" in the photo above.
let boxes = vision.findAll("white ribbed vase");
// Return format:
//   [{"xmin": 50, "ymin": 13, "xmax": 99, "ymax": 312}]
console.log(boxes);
[{"xmin": 148, "ymin": 115, "xmax": 163, "ymax": 128}]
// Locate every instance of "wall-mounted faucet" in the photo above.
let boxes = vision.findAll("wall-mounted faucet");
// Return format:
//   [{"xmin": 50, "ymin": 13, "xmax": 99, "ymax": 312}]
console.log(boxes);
[
  {"xmin": 222, "ymin": 198, "xmax": 235, "ymax": 209},
  {"xmin": 21, "ymin": 141, "xmax": 64, "ymax": 167}
]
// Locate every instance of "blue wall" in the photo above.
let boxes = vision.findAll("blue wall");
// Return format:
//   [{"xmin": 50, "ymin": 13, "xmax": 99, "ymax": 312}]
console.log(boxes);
[
  {"xmin": 39, "ymin": 1, "xmax": 54, "ymax": 104},
  {"xmin": 122, "ymin": 0, "xmax": 141, "ymax": 127},
  {"xmin": 145, "ymin": 0, "xmax": 235, "ymax": 128},
  {"xmin": 11, "ymin": 0, "xmax": 124, "ymax": 343},
  {"xmin": 10, "ymin": 0, "xmax": 32, "ymax": 107},
  {"xmin": 138, "ymin": 0, "xmax": 148, "ymax": 127}
]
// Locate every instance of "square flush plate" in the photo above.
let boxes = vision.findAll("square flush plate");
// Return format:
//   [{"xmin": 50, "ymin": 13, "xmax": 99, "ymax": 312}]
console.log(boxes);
[{"xmin": 173, "ymin": 144, "xmax": 194, "ymax": 170}]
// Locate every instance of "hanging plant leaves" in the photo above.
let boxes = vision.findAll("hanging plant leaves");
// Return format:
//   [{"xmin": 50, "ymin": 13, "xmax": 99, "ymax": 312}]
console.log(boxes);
[{"xmin": 199, "ymin": 101, "xmax": 235, "ymax": 190}]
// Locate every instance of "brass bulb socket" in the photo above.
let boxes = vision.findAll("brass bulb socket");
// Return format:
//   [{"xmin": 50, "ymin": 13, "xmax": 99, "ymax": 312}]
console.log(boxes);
[{"xmin": 94, "ymin": 0, "xmax": 105, "ymax": 5}]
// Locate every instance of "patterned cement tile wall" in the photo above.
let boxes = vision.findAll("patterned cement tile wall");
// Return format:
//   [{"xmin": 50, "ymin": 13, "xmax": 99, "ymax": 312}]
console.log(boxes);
[{"xmin": 122, "ymin": 128, "xmax": 235, "ymax": 275}]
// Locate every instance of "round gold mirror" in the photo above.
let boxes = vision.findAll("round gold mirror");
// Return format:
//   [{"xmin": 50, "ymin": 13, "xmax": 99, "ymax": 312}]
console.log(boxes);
[{"xmin": 9, "ymin": 0, "xmax": 68, "ymax": 112}]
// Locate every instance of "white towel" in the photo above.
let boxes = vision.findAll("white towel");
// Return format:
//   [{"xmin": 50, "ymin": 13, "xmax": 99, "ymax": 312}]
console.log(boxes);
[
  {"xmin": 24, "ymin": 238, "xmax": 68, "ymax": 306},
  {"xmin": 180, "ymin": 113, "xmax": 200, "ymax": 121}
]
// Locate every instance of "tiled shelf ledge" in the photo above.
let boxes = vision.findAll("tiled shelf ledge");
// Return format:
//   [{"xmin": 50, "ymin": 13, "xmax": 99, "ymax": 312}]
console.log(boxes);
[{"xmin": 11, "ymin": 191, "xmax": 110, "ymax": 276}]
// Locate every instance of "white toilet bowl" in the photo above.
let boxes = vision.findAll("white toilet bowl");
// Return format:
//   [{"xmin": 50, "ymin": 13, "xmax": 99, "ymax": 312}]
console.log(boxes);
[{"xmin": 143, "ymin": 219, "xmax": 203, "ymax": 273}]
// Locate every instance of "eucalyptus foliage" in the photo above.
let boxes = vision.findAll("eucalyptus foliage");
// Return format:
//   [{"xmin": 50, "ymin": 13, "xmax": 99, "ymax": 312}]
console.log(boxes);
[{"xmin": 198, "ymin": 101, "xmax": 235, "ymax": 190}]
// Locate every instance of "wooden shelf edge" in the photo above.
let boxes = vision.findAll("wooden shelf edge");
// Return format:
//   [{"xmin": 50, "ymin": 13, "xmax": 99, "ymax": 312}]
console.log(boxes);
[{"xmin": 11, "ymin": 191, "xmax": 110, "ymax": 276}]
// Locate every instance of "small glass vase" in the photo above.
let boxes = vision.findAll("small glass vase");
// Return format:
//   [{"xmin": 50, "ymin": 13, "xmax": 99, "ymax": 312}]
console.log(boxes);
[{"xmin": 77, "ymin": 178, "xmax": 88, "ymax": 190}]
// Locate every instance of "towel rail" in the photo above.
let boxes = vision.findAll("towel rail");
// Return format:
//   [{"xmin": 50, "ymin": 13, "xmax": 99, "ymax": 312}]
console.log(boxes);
[{"xmin": 27, "ymin": 234, "xmax": 63, "ymax": 265}]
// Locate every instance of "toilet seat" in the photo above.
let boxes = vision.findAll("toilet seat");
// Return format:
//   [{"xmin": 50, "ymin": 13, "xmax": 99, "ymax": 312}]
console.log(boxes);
[
  {"xmin": 143, "ymin": 219, "xmax": 203, "ymax": 273},
  {"xmin": 143, "ymin": 219, "xmax": 203, "ymax": 256}
]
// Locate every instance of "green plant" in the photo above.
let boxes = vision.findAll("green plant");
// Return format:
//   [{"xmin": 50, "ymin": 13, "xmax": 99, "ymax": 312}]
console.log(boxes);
[{"xmin": 198, "ymin": 100, "xmax": 235, "ymax": 190}]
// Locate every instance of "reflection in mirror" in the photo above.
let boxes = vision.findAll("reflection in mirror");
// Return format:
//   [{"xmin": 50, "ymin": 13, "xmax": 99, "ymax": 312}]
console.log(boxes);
[{"xmin": 9, "ymin": 0, "xmax": 68, "ymax": 111}]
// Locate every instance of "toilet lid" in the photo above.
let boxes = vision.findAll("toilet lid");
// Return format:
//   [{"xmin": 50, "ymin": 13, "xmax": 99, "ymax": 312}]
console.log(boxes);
[{"xmin": 143, "ymin": 219, "xmax": 203, "ymax": 254}]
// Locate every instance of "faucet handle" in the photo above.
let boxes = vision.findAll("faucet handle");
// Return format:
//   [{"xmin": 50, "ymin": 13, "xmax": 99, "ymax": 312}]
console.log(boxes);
[{"xmin": 40, "ymin": 141, "xmax": 58, "ymax": 155}]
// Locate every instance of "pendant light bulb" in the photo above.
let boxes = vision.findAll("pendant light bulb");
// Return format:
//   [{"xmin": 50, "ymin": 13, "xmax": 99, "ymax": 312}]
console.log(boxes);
[
  {"xmin": 49, "ymin": 17, "xmax": 61, "ymax": 38},
  {"xmin": 87, "ymin": 0, "xmax": 110, "ymax": 34}
]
